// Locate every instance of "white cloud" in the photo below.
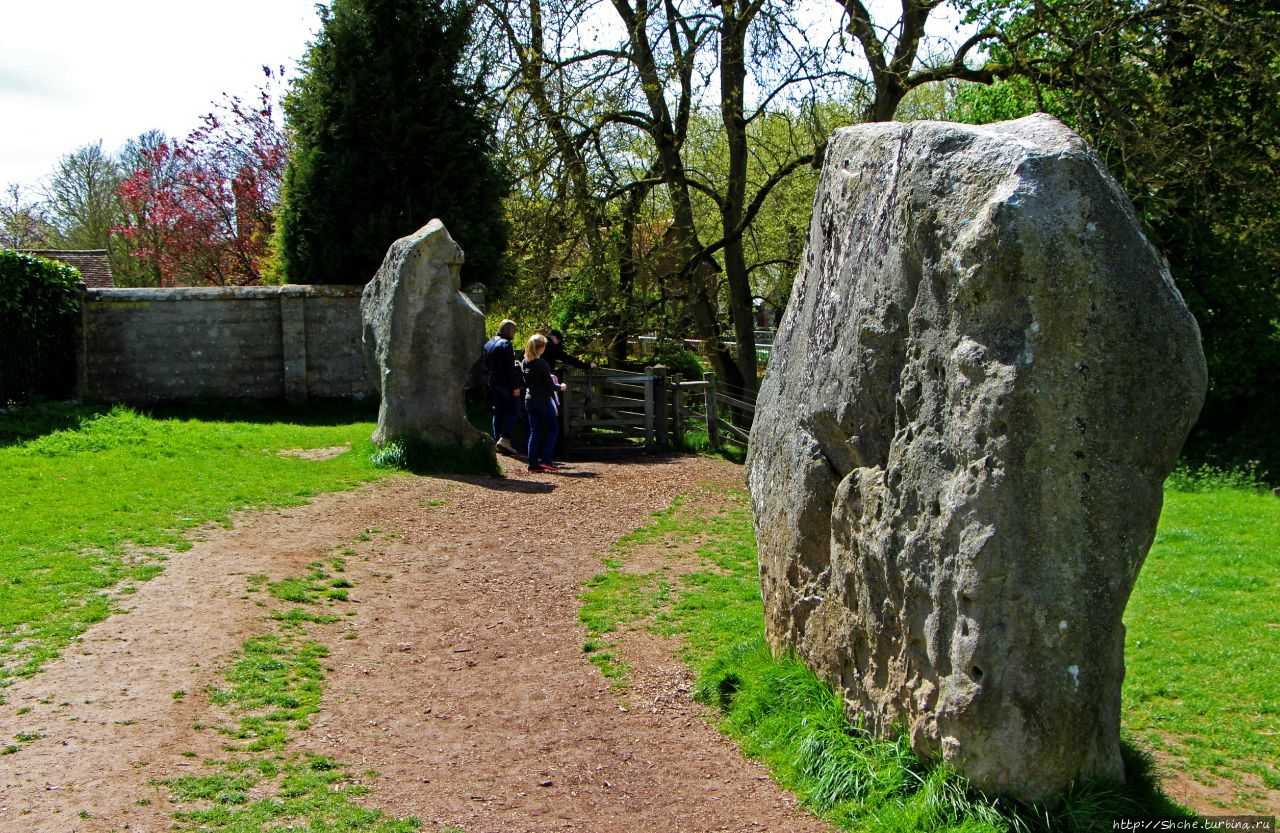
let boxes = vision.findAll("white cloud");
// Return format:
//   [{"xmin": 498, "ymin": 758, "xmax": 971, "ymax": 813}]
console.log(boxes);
[{"xmin": 0, "ymin": 0, "xmax": 321, "ymax": 188}]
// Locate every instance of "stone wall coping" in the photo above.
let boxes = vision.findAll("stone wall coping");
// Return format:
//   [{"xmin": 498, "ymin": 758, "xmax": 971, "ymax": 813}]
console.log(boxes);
[{"xmin": 83, "ymin": 284, "xmax": 366, "ymax": 302}]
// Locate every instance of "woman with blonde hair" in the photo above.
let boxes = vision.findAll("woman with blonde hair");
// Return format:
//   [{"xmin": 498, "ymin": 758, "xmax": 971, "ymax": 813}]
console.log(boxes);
[{"xmin": 521, "ymin": 333, "xmax": 567, "ymax": 473}]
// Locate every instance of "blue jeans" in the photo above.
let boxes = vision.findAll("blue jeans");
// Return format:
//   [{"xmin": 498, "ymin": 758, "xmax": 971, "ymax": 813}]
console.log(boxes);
[
  {"xmin": 525, "ymin": 398, "xmax": 558, "ymax": 467},
  {"xmin": 489, "ymin": 386, "xmax": 519, "ymax": 440}
]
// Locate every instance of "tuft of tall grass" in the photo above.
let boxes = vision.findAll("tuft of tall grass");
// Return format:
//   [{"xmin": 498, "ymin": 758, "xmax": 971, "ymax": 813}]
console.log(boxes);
[
  {"xmin": 0, "ymin": 399, "xmax": 107, "ymax": 447},
  {"xmin": 676, "ymin": 427, "xmax": 747, "ymax": 464},
  {"xmin": 1165, "ymin": 460, "xmax": 1269, "ymax": 493},
  {"xmin": 694, "ymin": 638, "xmax": 1193, "ymax": 832}
]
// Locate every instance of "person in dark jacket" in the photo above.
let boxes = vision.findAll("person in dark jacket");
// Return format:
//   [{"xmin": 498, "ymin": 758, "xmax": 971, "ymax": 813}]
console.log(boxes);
[
  {"xmin": 542, "ymin": 329, "xmax": 596, "ymax": 460},
  {"xmin": 482, "ymin": 319, "xmax": 522, "ymax": 455},
  {"xmin": 544, "ymin": 329, "xmax": 597, "ymax": 378},
  {"xmin": 521, "ymin": 333, "xmax": 567, "ymax": 473}
]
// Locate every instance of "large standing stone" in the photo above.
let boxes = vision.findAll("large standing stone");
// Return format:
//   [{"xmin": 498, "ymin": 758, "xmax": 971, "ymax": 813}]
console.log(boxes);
[
  {"xmin": 361, "ymin": 219, "xmax": 487, "ymax": 447},
  {"xmin": 745, "ymin": 115, "xmax": 1206, "ymax": 800}
]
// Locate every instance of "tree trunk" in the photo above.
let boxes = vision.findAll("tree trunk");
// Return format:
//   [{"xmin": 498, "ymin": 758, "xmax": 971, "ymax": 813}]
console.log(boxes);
[{"xmin": 719, "ymin": 0, "xmax": 758, "ymax": 395}]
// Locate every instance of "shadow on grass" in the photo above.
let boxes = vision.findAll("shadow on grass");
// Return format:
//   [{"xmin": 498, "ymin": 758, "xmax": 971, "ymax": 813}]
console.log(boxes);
[
  {"xmin": 0, "ymin": 398, "xmax": 382, "ymax": 449},
  {"xmin": 0, "ymin": 399, "xmax": 111, "ymax": 447},
  {"xmin": 145, "ymin": 398, "xmax": 380, "ymax": 427}
]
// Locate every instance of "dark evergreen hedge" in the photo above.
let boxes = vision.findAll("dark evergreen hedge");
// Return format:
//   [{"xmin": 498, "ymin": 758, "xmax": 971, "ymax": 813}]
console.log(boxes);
[
  {"xmin": 0, "ymin": 250, "xmax": 81, "ymax": 404},
  {"xmin": 277, "ymin": 0, "xmax": 509, "ymax": 290}
]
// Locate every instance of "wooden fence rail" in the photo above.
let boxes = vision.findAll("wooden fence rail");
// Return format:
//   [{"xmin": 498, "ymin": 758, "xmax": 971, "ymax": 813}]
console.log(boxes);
[{"xmin": 563, "ymin": 366, "xmax": 755, "ymax": 455}]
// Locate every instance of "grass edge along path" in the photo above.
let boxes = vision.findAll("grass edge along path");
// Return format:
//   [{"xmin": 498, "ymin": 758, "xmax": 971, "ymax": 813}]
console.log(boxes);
[
  {"xmin": 579, "ymin": 480, "xmax": 1197, "ymax": 833},
  {"xmin": 152, "ymin": 540, "xmax": 424, "ymax": 833}
]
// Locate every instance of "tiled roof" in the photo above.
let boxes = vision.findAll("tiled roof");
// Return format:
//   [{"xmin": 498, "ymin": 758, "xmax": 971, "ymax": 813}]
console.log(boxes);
[{"xmin": 18, "ymin": 249, "xmax": 114, "ymax": 288}]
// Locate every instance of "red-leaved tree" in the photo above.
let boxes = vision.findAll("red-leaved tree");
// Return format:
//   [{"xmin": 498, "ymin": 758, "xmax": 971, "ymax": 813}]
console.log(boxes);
[{"xmin": 116, "ymin": 67, "xmax": 288, "ymax": 286}]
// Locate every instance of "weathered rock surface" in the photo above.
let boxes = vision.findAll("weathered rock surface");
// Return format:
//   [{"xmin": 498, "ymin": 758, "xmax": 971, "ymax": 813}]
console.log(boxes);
[
  {"xmin": 745, "ymin": 115, "xmax": 1206, "ymax": 800},
  {"xmin": 362, "ymin": 219, "xmax": 487, "ymax": 447}
]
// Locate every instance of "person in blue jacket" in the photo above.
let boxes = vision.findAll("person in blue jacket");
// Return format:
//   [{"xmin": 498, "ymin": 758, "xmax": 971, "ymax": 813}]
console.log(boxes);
[
  {"xmin": 521, "ymin": 333, "xmax": 567, "ymax": 473},
  {"xmin": 482, "ymin": 319, "xmax": 521, "ymax": 455}
]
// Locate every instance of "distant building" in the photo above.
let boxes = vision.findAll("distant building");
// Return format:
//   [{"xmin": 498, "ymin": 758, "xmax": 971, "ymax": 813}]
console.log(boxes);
[{"xmin": 17, "ymin": 249, "xmax": 114, "ymax": 288}]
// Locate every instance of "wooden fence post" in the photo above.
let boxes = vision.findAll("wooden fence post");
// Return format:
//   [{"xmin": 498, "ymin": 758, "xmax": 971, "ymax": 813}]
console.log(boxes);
[
  {"xmin": 561, "ymin": 368, "xmax": 579, "ymax": 456},
  {"xmin": 703, "ymin": 371, "xmax": 719, "ymax": 450},
  {"xmin": 653, "ymin": 365, "xmax": 669, "ymax": 446},
  {"xmin": 643, "ymin": 366, "xmax": 656, "ymax": 449},
  {"xmin": 671, "ymin": 373, "xmax": 684, "ymax": 448}
]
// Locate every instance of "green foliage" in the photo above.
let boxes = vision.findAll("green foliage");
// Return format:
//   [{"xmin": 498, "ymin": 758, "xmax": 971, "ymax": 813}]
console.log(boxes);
[
  {"xmin": 1, "ymin": 183, "xmax": 57, "ymax": 250},
  {"xmin": 948, "ymin": 78, "xmax": 1060, "ymax": 126},
  {"xmin": 676, "ymin": 427, "xmax": 747, "ymax": 465},
  {"xmin": 0, "ymin": 249, "xmax": 81, "ymax": 321},
  {"xmin": 0, "ymin": 402, "xmax": 384, "ymax": 686},
  {"xmin": 278, "ymin": 0, "xmax": 509, "ymax": 289},
  {"xmin": 495, "ymin": 96, "xmax": 844, "ymax": 363},
  {"xmin": 952, "ymin": 1, "xmax": 1280, "ymax": 473},
  {"xmin": 1165, "ymin": 460, "xmax": 1269, "ymax": 494},
  {"xmin": 649, "ymin": 344, "xmax": 705, "ymax": 380},
  {"xmin": 42, "ymin": 141, "xmax": 123, "ymax": 253},
  {"xmin": 0, "ymin": 249, "xmax": 82, "ymax": 402},
  {"xmin": 547, "ymin": 275, "xmax": 616, "ymax": 344}
]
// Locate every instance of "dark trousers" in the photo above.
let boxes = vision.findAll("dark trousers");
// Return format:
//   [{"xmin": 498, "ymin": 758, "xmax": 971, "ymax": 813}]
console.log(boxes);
[
  {"xmin": 489, "ymin": 386, "xmax": 519, "ymax": 440},
  {"xmin": 525, "ymin": 398, "xmax": 558, "ymax": 467}
]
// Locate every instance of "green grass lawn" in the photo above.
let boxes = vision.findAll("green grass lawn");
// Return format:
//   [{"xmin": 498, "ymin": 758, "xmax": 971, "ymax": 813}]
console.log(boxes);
[
  {"xmin": 1, "ymin": 398, "xmax": 1273, "ymax": 825},
  {"xmin": 1123, "ymin": 486, "xmax": 1280, "ymax": 808},
  {"xmin": 583, "ymin": 478, "xmax": 1280, "ymax": 829},
  {"xmin": 0, "ymin": 402, "xmax": 386, "ymax": 688}
]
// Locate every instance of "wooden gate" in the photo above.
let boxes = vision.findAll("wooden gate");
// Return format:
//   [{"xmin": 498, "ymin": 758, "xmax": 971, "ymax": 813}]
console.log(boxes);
[
  {"xmin": 560, "ymin": 367, "xmax": 656, "ymax": 455},
  {"xmin": 560, "ymin": 366, "xmax": 757, "ymax": 456}
]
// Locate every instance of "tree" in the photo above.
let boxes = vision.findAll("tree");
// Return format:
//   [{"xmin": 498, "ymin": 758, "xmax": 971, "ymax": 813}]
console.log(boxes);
[
  {"xmin": 0, "ymin": 184, "xmax": 56, "ymax": 250},
  {"xmin": 830, "ymin": 0, "xmax": 1011, "ymax": 123},
  {"xmin": 113, "ymin": 130, "xmax": 183, "ymax": 286},
  {"xmin": 277, "ymin": 0, "xmax": 510, "ymax": 288},
  {"xmin": 950, "ymin": 0, "xmax": 1280, "ymax": 468},
  {"xmin": 42, "ymin": 141, "xmax": 123, "ymax": 253},
  {"xmin": 481, "ymin": 0, "xmax": 840, "ymax": 394},
  {"xmin": 115, "ymin": 71, "xmax": 289, "ymax": 286}
]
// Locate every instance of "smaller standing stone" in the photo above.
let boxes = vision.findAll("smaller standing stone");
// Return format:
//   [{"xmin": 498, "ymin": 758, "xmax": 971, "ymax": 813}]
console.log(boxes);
[{"xmin": 361, "ymin": 219, "xmax": 487, "ymax": 448}]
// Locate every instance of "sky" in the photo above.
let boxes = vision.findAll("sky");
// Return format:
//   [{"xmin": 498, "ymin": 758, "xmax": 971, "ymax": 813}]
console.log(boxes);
[
  {"xmin": 0, "ymin": 1, "xmax": 322, "ymax": 191},
  {"xmin": 0, "ymin": 0, "xmax": 972, "ymax": 194}
]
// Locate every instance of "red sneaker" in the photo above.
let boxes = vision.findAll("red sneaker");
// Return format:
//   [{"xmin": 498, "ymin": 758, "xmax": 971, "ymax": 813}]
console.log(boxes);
[{"xmin": 534, "ymin": 463, "xmax": 557, "ymax": 473}]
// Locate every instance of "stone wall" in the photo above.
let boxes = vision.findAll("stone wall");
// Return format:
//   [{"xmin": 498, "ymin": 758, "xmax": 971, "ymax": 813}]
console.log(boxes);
[{"xmin": 78, "ymin": 285, "xmax": 377, "ymax": 403}]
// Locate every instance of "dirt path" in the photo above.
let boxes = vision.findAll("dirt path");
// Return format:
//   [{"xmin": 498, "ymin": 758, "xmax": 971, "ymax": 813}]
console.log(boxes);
[{"xmin": 0, "ymin": 454, "xmax": 830, "ymax": 833}]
